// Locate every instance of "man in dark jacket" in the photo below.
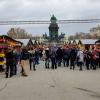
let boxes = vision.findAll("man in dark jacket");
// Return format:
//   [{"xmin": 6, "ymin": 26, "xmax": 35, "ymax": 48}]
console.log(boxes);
[
  {"xmin": 20, "ymin": 47, "xmax": 29, "ymax": 76},
  {"xmin": 70, "ymin": 48, "xmax": 77, "ymax": 70},
  {"xmin": 34, "ymin": 48, "xmax": 40, "ymax": 65},
  {"xmin": 84, "ymin": 49, "xmax": 91, "ymax": 70},
  {"xmin": 56, "ymin": 47, "xmax": 63, "ymax": 67},
  {"xmin": 62, "ymin": 47, "xmax": 70, "ymax": 67},
  {"xmin": 5, "ymin": 48, "xmax": 14, "ymax": 78},
  {"xmin": 50, "ymin": 50, "xmax": 57, "ymax": 69},
  {"xmin": 28, "ymin": 48, "xmax": 36, "ymax": 71}
]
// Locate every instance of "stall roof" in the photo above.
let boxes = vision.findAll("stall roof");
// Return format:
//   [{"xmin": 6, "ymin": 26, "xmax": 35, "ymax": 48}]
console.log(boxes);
[
  {"xmin": 16, "ymin": 39, "xmax": 29, "ymax": 46},
  {"xmin": 16, "ymin": 39, "xmax": 39, "ymax": 46},
  {"xmin": 16, "ymin": 39, "xmax": 98, "ymax": 45},
  {"xmin": 0, "ymin": 35, "xmax": 22, "ymax": 44},
  {"xmin": 67, "ymin": 39, "xmax": 98, "ymax": 45},
  {"xmin": 95, "ymin": 39, "xmax": 100, "ymax": 44},
  {"xmin": 79, "ymin": 39, "xmax": 97, "ymax": 44}
]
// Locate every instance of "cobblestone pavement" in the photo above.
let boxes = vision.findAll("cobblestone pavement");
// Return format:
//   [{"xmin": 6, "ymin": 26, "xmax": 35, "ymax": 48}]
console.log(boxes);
[{"xmin": 0, "ymin": 61, "xmax": 100, "ymax": 100}]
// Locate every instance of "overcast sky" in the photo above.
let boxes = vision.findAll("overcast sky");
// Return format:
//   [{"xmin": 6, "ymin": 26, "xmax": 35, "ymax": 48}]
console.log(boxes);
[{"xmin": 0, "ymin": 0, "xmax": 100, "ymax": 36}]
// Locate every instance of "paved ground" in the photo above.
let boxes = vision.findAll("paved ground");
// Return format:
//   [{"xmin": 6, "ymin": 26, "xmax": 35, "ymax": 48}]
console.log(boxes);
[{"xmin": 0, "ymin": 61, "xmax": 100, "ymax": 100}]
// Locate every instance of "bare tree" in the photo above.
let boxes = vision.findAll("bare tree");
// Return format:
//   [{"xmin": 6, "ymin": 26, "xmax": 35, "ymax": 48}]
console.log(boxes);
[{"xmin": 7, "ymin": 27, "xmax": 33, "ymax": 39}]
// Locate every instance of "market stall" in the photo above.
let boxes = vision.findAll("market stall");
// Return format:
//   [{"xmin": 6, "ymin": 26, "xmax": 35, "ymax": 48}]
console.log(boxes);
[{"xmin": 0, "ymin": 35, "xmax": 22, "ymax": 49}]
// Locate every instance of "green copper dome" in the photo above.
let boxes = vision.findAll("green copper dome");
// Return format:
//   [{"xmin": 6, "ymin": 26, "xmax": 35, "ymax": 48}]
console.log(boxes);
[{"xmin": 50, "ymin": 15, "xmax": 57, "ymax": 22}]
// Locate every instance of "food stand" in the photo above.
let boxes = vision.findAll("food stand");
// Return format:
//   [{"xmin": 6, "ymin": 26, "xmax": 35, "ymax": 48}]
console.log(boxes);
[{"xmin": 0, "ymin": 35, "xmax": 22, "ymax": 50}]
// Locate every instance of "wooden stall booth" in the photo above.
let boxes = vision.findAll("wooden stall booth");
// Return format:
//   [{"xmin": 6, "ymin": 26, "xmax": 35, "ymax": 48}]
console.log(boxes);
[{"xmin": 0, "ymin": 35, "xmax": 22, "ymax": 50}]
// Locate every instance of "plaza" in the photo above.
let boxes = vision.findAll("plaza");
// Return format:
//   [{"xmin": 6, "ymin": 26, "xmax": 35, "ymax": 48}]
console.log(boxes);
[{"xmin": 0, "ymin": 61, "xmax": 100, "ymax": 100}]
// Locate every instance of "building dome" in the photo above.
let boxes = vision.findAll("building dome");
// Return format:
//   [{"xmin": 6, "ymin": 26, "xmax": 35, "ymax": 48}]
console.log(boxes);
[{"xmin": 50, "ymin": 15, "xmax": 57, "ymax": 22}]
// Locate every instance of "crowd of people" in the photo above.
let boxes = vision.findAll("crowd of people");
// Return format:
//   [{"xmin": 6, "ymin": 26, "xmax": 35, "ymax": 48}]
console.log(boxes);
[
  {"xmin": 42, "ymin": 45, "xmax": 100, "ymax": 71},
  {"xmin": 0, "ymin": 44, "xmax": 100, "ymax": 78}
]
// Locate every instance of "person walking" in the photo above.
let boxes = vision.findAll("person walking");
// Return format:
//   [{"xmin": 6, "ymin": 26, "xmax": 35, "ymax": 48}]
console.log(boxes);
[
  {"xmin": 28, "ymin": 48, "xmax": 36, "ymax": 71},
  {"xmin": 50, "ymin": 49, "xmax": 57, "ymax": 69},
  {"xmin": 34, "ymin": 48, "xmax": 40, "ymax": 65},
  {"xmin": 62, "ymin": 47, "xmax": 70, "ymax": 67},
  {"xmin": 56, "ymin": 47, "xmax": 63, "ymax": 67},
  {"xmin": 20, "ymin": 47, "xmax": 29, "ymax": 76},
  {"xmin": 91, "ymin": 48, "xmax": 97, "ymax": 70},
  {"xmin": 70, "ymin": 47, "xmax": 77, "ymax": 70},
  {"xmin": 45, "ymin": 47, "xmax": 50, "ymax": 69},
  {"xmin": 13, "ymin": 46, "xmax": 21, "ymax": 75},
  {"xmin": 84, "ymin": 49, "xmax": 91, "ymax": 70},
  {"xmin": 77, "ymin": 48, "xmax": 84, "ymax": 71},
  {"xmin": 5, "ymin": 48, "xmax": 14, "ymax": 78}
]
